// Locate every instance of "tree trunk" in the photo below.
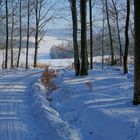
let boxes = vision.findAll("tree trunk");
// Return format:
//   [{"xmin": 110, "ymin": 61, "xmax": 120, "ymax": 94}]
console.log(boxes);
[
  {"xmin": 89, "ymin": 0, "xmax": 93, "ymax": 69},
  {"xmin": 80, "ymin": 0, "xmax": 88, "ymax": 75},
  {"xmin": 11, "ymin": 0, "xmax": 14, "ymax": 68},
  {"xmin": 70, "ymin": 0, "xmax": 80, "ymax": 76},
  {"xmin": 105, "ymin": 0, "xmax": 115, "ymax": 65},
  {"xmin": 133, "ymin": 0, "xmax": 140, "ymax": 105},
  {"xmin": 34, "ymin": 0, "xmax": 39, "ymax": 68},
  {"xmin": 17, "ymin": 0, "xmax": 22, "ymax": 68},
  {"xmin": 111, "ymin": 0, "xmax": 123, "ymax": 65},
  {"xmin": 26, "ymin": 0, "xmax": 30, "ymax": 69},
  {"xmin": 5, "ymin": 0, "xmax": 9, "ymax": 69},
  {"xmin": 123, "ymin": 0, "xmax": 130, "ymax": 74},
  {"xmin": 102, "ymin": 0, "xmax": 105, "ymax": 69},
  {"xmin": 34, "ymin": 27, "xmax": 39, "ymax": 68}
]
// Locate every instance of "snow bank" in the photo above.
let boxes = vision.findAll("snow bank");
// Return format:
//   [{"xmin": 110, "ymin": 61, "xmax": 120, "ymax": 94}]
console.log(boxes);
[
  {"xmin": 45, "ymin": 65, "xmax": 140, "ymax": 140},
  {"xmin": 32, "ymin": 81, "xmax": 81, "ymax": 140}
]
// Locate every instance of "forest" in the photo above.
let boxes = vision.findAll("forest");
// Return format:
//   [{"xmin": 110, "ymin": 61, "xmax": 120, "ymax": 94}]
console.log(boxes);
[{"xmin": 0, "ymin": 0, "xmax": 140, "ymax": 140}]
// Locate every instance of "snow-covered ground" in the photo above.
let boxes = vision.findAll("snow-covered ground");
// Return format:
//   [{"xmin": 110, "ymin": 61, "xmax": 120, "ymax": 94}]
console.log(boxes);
[
  {"xmin": 0, "ymin": 68, "xmax": 81, "ymax": 140},
  {"xmin": 0, "ymin": 69, "xmax": 49, "ymax": 140},
  {"xmin": 32, "ymin": 64, "xmax": 140, "ymax": 140},
  {"xmin": 0, "ymin": 64, "xmax": 137, "ymax": 140},
  {"xmin": 0, "ymin": 35, "xmax": 73, "ymax": 68},
  {"xmin": 0, "ymin": 34, "xmax": 138, "ymax": 140}
]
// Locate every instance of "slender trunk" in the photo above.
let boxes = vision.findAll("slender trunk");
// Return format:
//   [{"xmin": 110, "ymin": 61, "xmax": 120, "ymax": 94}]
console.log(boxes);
[
  {"xmin": 89, "ymin": 0, "xmax": 93, "ymax": 69},
  {"xmin": 80, "ymin": 0, "xmax": 88, "ymax": 75},
  {"xmin": 102, "ymin": 0, "xmax": 105, "ymax": 69},
  {"xmin": 70, "ymin": 0, "xmax": 80, "ymax": 76},
  {"xmin": 26, "ymin": 0, "xmax": 30, "ymax": 69},
  {"xmin": 34, "ymin": 27, "xmax": 39, "ymax": 68},
  {"xmin": 11, "ymin": 0, "xmax": 14, "ymax": 68},
  {"xmin": 130, "ymin": 20, "xmax": 134, "ymax": 39},
  {"xmin": 105, "ymin": 0, "xmax": 115, "ymax": 65},
  {"xmin": 5, "ymin": 0, "xmax": 9, "ymax": 69},
  {"xmin": 123, "ymin": 0, "xmax": 130, "ymax": 74},
  {"xmin": 116, "ymin": 16, "xmax": 123, "ymax": 65},
  {"xmin": 133, "ymin": 0, "xmax": 140, "ymax": 105},
  {"xmin": 111, "ymin": 0, "xmax": 123, "ymax": 65},
  {"xmin": 34, "ymin": 0, "xmax": 39, "ymax": 68},
  {"xmin": 17, "ymin": 0, "xmax": 22, "ymax": 67}
]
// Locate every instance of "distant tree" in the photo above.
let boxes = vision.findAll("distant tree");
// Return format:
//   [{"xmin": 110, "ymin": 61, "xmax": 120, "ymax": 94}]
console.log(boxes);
[
  {"xmin": 26, "ymin": 0, "xmax": 32, "ymax": 69},
  {"xmin": 80, "ymin": 0, "xmax": 88, "ymax": 75},
  {"xmin": 34, "ymin": 0, "xmax": 56, "ymax": 68},
  {"xmin": 111, "ymin": 0, "xmax": 123, "ymax": 65},
  {"xmin": 89, "ymin": 0, "xmax": 94, "ymax": 69},
  {"xmin": 101, "ymin": 0, "xmax": 105, "ymax": 69},
  {"xmin": 123, "ymin": 0, "xmax": 130, "ymax": 74},
  {"xmin": 69, "ymin": 0, "xmax": 80, "ymax": 76},
  {"xmin": 11, "ymin": 0, "xmax": 15, "ymax": 68},
  {"xmin": 17, "ymin": 0, "xmax": 22, "ymax": 67},
  {"xmin": 5, "ymin": 0, "xmax": 9, "ymax": 69},
  {"xmin": 133, "ymin": 0, "xmax": 140, "ymax": 105},
  {"xmin": 105, "ymin": 0, "xmax": 115, "ymax": 65}
]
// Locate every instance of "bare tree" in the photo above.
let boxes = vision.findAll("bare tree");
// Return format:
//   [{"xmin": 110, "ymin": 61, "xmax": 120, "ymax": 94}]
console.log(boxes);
[
  {"xmin": 11, "ymin": 0, "xmax": 15, "ymax": 68},
  {"xmin": 34, "ymin": 0, "xmax": 56, "ymax": 68},
  {"xmin": 69, "ymin": 0, "xmax": 80, "ymax": 76},
  {"xmin": 89, "ymin": 0, "xmax": 94, "ymax": 69},
  {"xmin": 111, "ymin": 0, "xmax": 123, "ymax": 65},
  {"xmin": 105, "ymin": 0, "xmax": 115, "ymax": 65},
  {"xmin": 17, "ymin": 0, "xmax": 22, "ymax": 67},
  {"xmin": 102, "ymin": 0, "xmax": 105, "ymax": 69},
  {"xmin": 26, "ymin": 0, "xmax": 32, "ymax": 69},
  {"xmin": 123, "ymin": 0, "xmax": 130, "ymax": 74},
  {"xmin": 133, "ymin": 0, "xmax": 140, "ymax": 105},
  {"xmin": 5, "ymin": 0, "xmax": 9, "ymax": 69},
  {"xmin": 80, "ymin": 0, "xmax": 88, "ymax": 75}
]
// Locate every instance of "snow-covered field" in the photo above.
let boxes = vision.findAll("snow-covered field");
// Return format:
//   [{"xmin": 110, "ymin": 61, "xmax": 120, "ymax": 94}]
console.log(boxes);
[
  {"xmin": 0, "ymin": 36, "xmax": 73, "ymax": 68},
  {"xmin": 0, "ymin": 35, "xmax": 138, "ymax": 140},
  {"xmin": 32, "ymin": 64, "xmax": 140, "ymax": 140}
]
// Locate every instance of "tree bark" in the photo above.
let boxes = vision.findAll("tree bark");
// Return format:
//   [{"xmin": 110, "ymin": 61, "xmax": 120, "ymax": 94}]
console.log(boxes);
[
  {"xmin": 80, "ymin": 0, "xmax": 88, "ymax": 75},
  {"xmin": 17, "ymin": 0, "xmax": 22, "ymax": 67},
  {"xmin": 26, "ymin": 0, "xmax": 30, "ymax": 69},
  {"xmin": 69, "ymin": 0, "xmax": 80, "ymax": 76},
  {"xmin": 11, "ymin": 0, "xmax": 14, "ymax": 68},
  {"xmin": 133, "ymin": 0, "xmax": 140, "ymax": 105},
  {"xmin": 105, "ymin": 0, "xmax": 115, "ymax": 65},
  {"xmin": 89, "ymin": 0, "xmax": 93, "ymax": 69},
  {"xmin": 123, "ymin": 0, "xmax": 130, "ymax": 74},
  {"xmin": 102, "ymin": 0, "xmax": 105, "ymax": 69},
  {"xmin": 111, "ymin": 0, "xmax": 123, "ymax": 65},
  {"xmin": 5, "ymin": 0, "xmax": 9, "ymax": 69},
  {"xmin": 34, "ymin": 0, "xmax": 39, "ymax": 68}
]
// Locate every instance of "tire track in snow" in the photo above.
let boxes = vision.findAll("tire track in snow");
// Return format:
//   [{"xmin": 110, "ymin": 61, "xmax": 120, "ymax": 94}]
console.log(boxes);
[{"xmin": 0, "ymin": 70, "xmax": 48, "ymax": 140}]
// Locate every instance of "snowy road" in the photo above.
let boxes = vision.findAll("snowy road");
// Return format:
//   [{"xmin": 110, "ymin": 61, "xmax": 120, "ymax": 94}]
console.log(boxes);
[{"xmin": 0, "ymin": 70, "xmax": 48, "ymax": 140}]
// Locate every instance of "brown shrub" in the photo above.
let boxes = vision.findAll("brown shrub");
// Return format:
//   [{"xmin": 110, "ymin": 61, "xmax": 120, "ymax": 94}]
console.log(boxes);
[
  {"xmin": 41, "ymin": 65, "xmax": 58, "ymax": 91},
  {"xmin": 37, "ymin": 63, "xmax": 51, "ymax": 68}
]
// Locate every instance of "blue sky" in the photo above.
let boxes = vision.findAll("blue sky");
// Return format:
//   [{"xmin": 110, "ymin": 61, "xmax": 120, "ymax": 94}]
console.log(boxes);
[{"xmin": 47, "ymin": 0, "xmax": 71, "ymax": 29}]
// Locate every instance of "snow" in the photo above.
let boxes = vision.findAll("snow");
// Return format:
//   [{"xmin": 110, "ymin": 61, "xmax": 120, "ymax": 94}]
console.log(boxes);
[
  {"xmin": 0, "ymin": 34, "xmax": 138, "ymax": 140},
  {"xmin": 0, "ymin": 35, "xmax": 71, "ymax": 68},
  {"xmin": 32, "ymin": 82, "xmax": 81, "ymax": 140},
  {"xmin": 39, "ymin": 65, "xmax": 140, "ymax": 140},
  {"xmin": 0, "ymin": 69, "xmax": 49, "ymax": 140}
]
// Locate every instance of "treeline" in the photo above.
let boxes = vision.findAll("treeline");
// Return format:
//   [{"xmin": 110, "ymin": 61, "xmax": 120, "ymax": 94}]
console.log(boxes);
[
  {"xmin": 50, "ymin": 43, "xmax": 74, "ymax": 59},
  {"xmin": 0, "ymin": 0, "xmax": 56, "ymax": 69},
  {"xmin": 69, "ymin": 0, "xmax": 140, "ymax": 105},
  {"xmin": 50, "ymin": 36, "xmax": 134, "ymax": 59},
  {"xmin": 69, "ymin": 0, "xmax": 134, "ymax": 75}
]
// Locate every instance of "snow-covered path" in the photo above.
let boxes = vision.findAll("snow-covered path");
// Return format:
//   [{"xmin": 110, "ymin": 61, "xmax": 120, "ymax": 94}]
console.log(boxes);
[{"xmin": 0, "ymin": 70, "xmax": 48, "ymax": 140}]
